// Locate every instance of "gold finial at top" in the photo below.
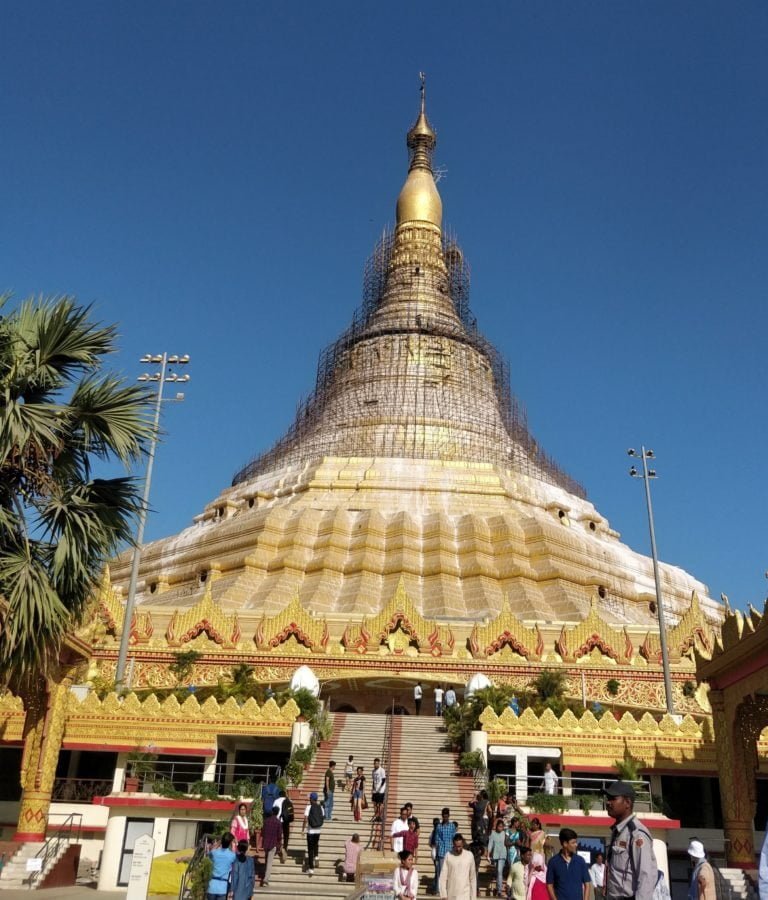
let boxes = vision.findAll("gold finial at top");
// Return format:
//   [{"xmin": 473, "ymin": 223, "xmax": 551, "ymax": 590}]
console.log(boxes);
[
  {"xmin": 407, "ymin": 72, "xmax": 437, "ymax": 152},
  {"xmin": 397, "ymin": 73, "xmax": 442, "ymax": 228}
]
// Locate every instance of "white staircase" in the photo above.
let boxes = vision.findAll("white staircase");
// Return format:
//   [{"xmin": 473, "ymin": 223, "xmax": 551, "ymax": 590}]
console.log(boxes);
[
  {"xmin": 0, "ymin": 841, "xmax": 70, "ymax": 890},
  {"xmin": 258, "ymin": 711, "xmax": 390, "ymax": 898},
  {"xmin": 716, "ymin": 868, "xmax": 758, "ymax": 900}
]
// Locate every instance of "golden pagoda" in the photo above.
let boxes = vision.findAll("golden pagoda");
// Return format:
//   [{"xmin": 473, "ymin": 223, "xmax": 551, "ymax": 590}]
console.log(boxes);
[{"xmin": 6, "ymin": 81, "xmax": 760, "ymax": 888}]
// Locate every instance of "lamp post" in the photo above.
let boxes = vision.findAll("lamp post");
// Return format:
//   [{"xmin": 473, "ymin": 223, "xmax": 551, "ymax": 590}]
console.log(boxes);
[
  {"xmin": 114, "ymin": 353, "xmax": 190, "ymax": 691},
  {"xmin": 628, "ymin": 447, "xmax": 675, "ymax": 715}
]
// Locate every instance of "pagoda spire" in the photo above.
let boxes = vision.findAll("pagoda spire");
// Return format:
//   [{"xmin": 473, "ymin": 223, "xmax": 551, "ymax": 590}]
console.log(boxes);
[{"xmin": 396, "ymin": 73, "xmax": 442, "ymax": 228}]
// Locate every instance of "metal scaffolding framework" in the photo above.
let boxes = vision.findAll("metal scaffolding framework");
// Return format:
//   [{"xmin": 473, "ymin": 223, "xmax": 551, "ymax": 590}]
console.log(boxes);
[{"xmin": 233, "ymin": 229, "xmax": 585, "ymax": 499}]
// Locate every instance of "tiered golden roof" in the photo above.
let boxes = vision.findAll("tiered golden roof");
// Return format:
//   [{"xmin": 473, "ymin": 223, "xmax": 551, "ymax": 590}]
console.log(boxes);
[{"xmin": 108, "ymin": 80, "xmax": 722, "ymax": 648}]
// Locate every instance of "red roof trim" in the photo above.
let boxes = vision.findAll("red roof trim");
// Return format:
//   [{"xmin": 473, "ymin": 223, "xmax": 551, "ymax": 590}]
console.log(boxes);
[
  {"xmin": 93, "ymin": 796, "xmax": 234, "ymax": 811},
  {"xmin": 537, "ymin": 813, "xmax": 680, "ymax": 830}
]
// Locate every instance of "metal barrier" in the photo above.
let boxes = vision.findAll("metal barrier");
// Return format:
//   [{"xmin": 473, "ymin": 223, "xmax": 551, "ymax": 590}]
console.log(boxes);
[
  {"xmin": 490, "ymin": 773, "xmax": 655, "ymax": 811},
  {"xmin": 125, "ymin": 760, "xmax": 282, "ymax": 795},
  {"xmin": 53, "ymin": 777, "xmax": 113, "ymax": 802}
]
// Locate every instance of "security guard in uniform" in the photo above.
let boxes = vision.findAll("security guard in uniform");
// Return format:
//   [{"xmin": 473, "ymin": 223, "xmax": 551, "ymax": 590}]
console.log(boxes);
[{"xmin": 604, "ymin": 780, "xmax": 658, "ymax": 900}]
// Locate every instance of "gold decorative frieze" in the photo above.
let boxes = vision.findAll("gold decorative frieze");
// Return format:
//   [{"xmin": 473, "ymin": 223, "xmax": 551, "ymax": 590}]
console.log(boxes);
[
  {"xmin": 166, "ymin": 584, "xmax": 241, "ymax": 649},
  {"xmin": 0, "ymin": 692, "xmax": 26, "ymax": 742},
  {"xmin": 63, "ymin": 691, "xmax": 300, "ymax": 748},
  {"xmin": 342, "ymin": 577, "xmax": 454, "ymax": 656},
  {"xmin": 468, "ymin": 598, "xmax": 544, "ymax": 660},
  {"xmin": 255, "ymin": 594, "xmax": 329, "ymax": 653},
  {"xmin": 640, "ymin": 592, "xmax": 713, "ymax": 663},
  {"xmin": 556, "ymin": 596, "xmax": 633, "ymax": 663},
  {"xmin": 479, "ymin": 703, "xmax": 714, "ymax": 768}
]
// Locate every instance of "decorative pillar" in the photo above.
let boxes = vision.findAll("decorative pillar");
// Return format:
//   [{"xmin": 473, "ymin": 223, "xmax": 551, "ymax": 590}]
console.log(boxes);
[
  {"xmin": 710, "ymin": 689, "xmax": 754, "ymax": 867},
  {"xmin": 515, "ymin": 752, "xmax": 529, "ymax": 804},
  {"xmin": 14, "ymin": 671, "xmax": 74, "ymax": 841},
  {"xmin": 468, "ymin": 730, "xmax": 487, "ymax": 767},
  {"xmin": 202, "ymin": 754, "xmax": 218, "ymax": 783}
]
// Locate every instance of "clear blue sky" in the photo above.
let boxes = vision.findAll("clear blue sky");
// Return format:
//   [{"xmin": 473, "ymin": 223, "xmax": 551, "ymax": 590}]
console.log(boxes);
[{"xmin": 2, "ymin": 2, "xmax": 766, "ymax": 611}]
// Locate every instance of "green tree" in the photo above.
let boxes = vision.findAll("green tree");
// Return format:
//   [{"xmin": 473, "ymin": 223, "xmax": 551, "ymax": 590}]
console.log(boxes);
[
  {"xmin": 0, "ymin": 295, "xmax": 150, "ymax": 683},
  {"xmin": 530, "ymin": 669, "xmax": 569, "ymax": 714}
]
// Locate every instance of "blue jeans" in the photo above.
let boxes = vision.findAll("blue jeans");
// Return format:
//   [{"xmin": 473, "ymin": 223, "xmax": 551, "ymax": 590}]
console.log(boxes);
[
  {"xmin": 435, "ymin": 701, "xmax": 442, "ymax": 716},
  {"xmin": 495, "ymin": 858, "xmax": 506, "ymax": 896},
  {"xmin": 434, "ymin": 854, "xmax": 445, "ymax": 894},
  {"xmin": 324, "ymin": 790, "xmax": 334, "ymax": 820}
]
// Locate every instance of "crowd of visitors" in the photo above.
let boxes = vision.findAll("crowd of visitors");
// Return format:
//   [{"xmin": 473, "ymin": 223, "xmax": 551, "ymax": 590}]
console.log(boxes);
[{"xmin": 203, "ymin": 759, "xmax": 669, "ymax": 900}]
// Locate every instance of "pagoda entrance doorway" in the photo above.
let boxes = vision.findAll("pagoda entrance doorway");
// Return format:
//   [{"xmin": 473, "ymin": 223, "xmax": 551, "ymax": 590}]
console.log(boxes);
[{"xmin": 323, "ymin": 676, "xmax": 426, "ymax": 716}]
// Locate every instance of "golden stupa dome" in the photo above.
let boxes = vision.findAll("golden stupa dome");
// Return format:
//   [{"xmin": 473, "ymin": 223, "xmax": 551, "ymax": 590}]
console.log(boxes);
[{"xmin": 396, "ymin": 74, "xmax": 442, "ymax": 228}]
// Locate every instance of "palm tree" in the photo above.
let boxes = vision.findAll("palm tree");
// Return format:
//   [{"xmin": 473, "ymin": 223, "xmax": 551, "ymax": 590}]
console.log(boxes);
[{"xmin": 0, "ymin": 294, "xmax": 151, "ymax": 685}]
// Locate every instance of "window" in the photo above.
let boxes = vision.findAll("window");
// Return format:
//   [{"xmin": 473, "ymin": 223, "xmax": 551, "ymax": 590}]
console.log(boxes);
[{"xmin": 166, "ymin": 820, "xmax": 199, "ymax": 852}]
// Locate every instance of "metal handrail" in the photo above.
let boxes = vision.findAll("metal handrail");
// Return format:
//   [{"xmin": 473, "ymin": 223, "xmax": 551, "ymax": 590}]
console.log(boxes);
[
  {"xmin": 28, "ymin": 812, "xmax": 82, "ymax": 888},
  {"xmin": 492, "ymin": 773, "xmax": 655, "ymax": 810},
  {"xmin": 53, "ymin": 777, "xmax": 113, "ymax": 802},
  {"xmin": 367, "ymin": 700, "xmax": 396, "ymax": 851},
  {"xmin": 126, "ymin": 760, "xmax": 282, "ymax": 795},
  {"xmin": 177, "ymin": 839, "xmax": 207, "ymax": 900}
]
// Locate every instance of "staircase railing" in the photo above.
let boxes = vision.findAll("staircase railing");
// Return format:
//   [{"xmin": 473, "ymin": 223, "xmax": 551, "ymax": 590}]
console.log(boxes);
[
  {"xmin": 28, "ymin": 812, "xmax": 82, "ymax": 888},
  {"xmin": 178, "ymin": 836, "xmax": 211, "ymax": 900},
  {"xmin": 367, "ymin": 700, "xmax": 396, "ymax": 852}
]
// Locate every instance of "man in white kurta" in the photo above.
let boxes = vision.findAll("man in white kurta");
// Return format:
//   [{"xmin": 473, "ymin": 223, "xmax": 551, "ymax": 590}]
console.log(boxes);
[{"xmin": 439, "ymin": 834, "xmax": 476, "ymax": 900}]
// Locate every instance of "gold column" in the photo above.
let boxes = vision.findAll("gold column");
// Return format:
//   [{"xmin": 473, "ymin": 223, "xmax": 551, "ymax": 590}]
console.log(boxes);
[
  {"xmin": 14, "ymin": 671, "xmax": 74, "ymax": 841},
  {"xmin": 710, "ymin": 689, "xmax": 755, "ymax": 867}
]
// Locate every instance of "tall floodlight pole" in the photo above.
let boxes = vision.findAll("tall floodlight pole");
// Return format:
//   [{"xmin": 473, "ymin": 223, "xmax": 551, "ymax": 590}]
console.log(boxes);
[
  {"xmin": 628, "ymin": 447, "xmax": 675, "ymax": 715},
  {"xmin": 115, "ymin": 353, "xmax": 190, "ymax": 690}
]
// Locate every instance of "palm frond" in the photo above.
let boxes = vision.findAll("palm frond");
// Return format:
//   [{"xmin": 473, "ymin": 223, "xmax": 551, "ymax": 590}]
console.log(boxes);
[{"xmin": 68, "ymin": 376, "xmax": 153, "ymax": 463}]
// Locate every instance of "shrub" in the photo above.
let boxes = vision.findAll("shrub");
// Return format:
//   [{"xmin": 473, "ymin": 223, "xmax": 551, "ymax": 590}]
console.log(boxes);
[
  {"xmin": 486, "ymin": 777, "xmax": 508, "ymax": 807},
  {"xmin": 188, "ymin": 855, "xmax": 212, "ymax": 900},
  {"xmin": 292, "ymin": 746, "xmax": 314, "ymax": 766},
  {"xmin": 614, "ymin": 752, "xmax": 641, "ymax": 782},
  {"xmin": 606, "ymin": 678, "xmax": 620, "ymax": 697},
  {"xmin": 314, "ymin": 708, "xmax": 334, "ymax": 742},
  {"xmin": 579, "ymin": 794, "xmax": 598, "ymax": 815},
  {"xmin": 682, "ymin": 680, "xmax": 696, "ymax": 698},
  {"xmin": 458, "ymin": 750, "xmax": 486, "ymax": 775},
  {"xmin": 152, "ymin": 777, "xmax": 184, "ymax": 799},
  {"xmin": 232, "ymin": 779, "xmax": 258, "ymax": 799},
  {"xmin": 285, "ymin": 759, "xmax": 305, "ymax": 787},
  {"xmin": 527, "ymin": 792, "xmax": 568, "ymax": 814},
  {"xmin": 189, "ymin": 780, "xmax": 220, "ymax": 801},
  {"xmin": 291, "ymin": 688, "xmax": 320, "ymax": 722},
  {"xmin": 169, "ymin": 650, "xmax": 202, "ymax": 685}
]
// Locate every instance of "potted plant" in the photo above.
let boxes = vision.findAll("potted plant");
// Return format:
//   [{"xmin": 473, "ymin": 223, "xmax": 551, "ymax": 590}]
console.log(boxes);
[
  {"xmin": 458, "ymin": 750, "xmax": 486, "ymax": 777},
  {"xmin": 124, "ymin": 751, "xmax": 157, "ymax": 792}
]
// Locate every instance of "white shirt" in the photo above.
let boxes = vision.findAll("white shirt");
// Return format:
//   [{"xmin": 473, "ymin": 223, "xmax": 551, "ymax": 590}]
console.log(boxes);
[
  {"xmin": 372, "ymin": 766, "xmax": 387, "ymax": 793},
  {"xmin": 303, "ymin": 802, "xmax": 325, "ymax": 834},
  {"xmin": 445, "ymin": 689, "xmax": 457, "ymax": 706},
  {"xmin": 435, "ymin": 687, "xmax": 444, "ymax": 702},
  {"xmin": 414, "ymin": 684, "xmax": 423, "ymax": 699},
  {"xmin": 590, "ymin": 862, "xmax": 605, "ymax": 888},
  {"xmin": 543, "ymin": 769, "xmax": 558, "ymax": 794},
  {"xmin": 393, "ymin": 864, "xmax": 419, "ymax": 898},
  {"xmin": 272, "ymin": 796, "xmax": 285, "ymax": 818},
  {"xmin": 391, "ymin": 817, "xmax": 409, "ymax": 853}
]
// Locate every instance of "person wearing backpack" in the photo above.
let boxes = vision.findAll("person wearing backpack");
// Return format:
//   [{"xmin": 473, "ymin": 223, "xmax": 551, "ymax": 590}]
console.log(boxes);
[
  {"xmin": 261, "ymin": 775, "xmax": 280, "ymax": 816},
  {"xmin": 274, "ymin": 789, "xmax": 294, "ymax": 852},
  {"xmin": 302, "ymin": 791, "xmax": 325, "ymax": 875}
]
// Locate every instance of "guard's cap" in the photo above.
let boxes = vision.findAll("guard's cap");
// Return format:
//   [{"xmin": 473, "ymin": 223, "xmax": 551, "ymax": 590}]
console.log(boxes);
[
  {"xmin": 687, "ymin": 840, "xmax": 705, "ymax": 859},
  {"xmin": 603, "ymin": 780, "xmax": 636, "ymax": 800},
  {"xmin": 309, "ymin": 791, "xmax": 318, "ymax": 800}
]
